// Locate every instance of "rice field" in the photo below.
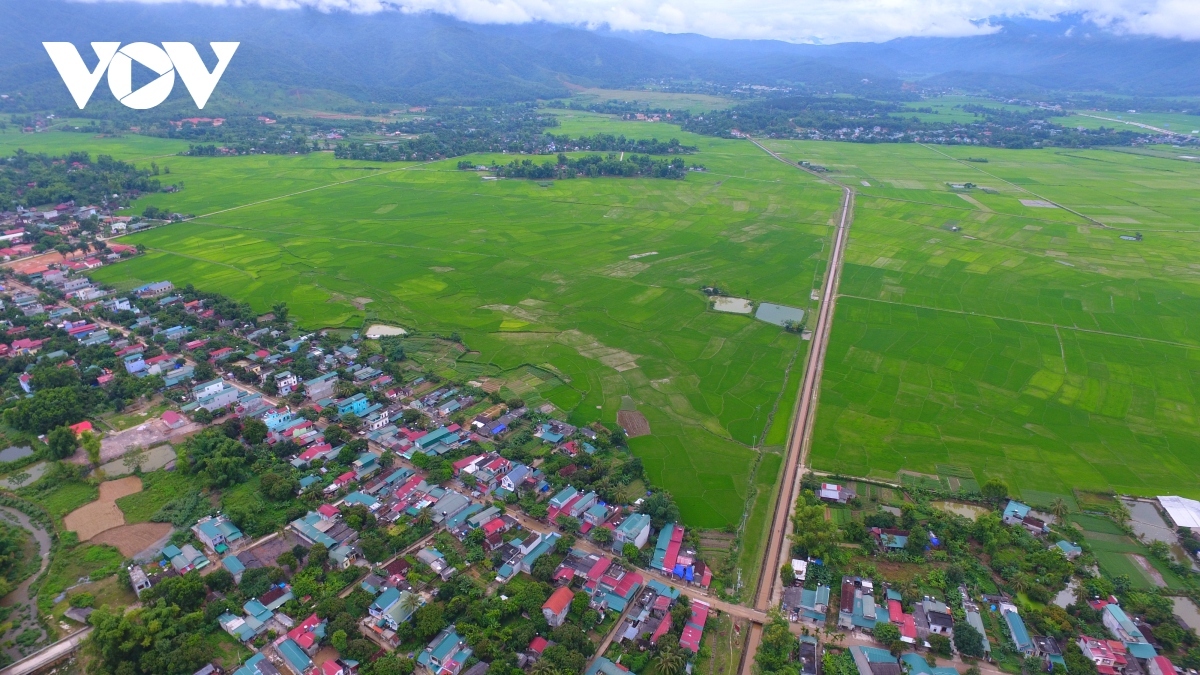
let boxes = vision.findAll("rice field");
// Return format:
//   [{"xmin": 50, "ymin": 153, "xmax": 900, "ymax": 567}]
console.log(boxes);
[
  {"xmin": 761, "ymin": 139, "xmax": 1200, "ymax": 500},
  {"xmin": 6, "ymin": 112, "xmax": 847, "ymax": 530}
]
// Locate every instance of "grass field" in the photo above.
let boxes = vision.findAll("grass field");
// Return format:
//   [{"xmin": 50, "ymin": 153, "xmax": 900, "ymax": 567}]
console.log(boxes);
[
  {"xmin": 761, "ymin": 139, "xmax": 1200, "ymax": 500},
  {"xmin": 115, "ymin": 470, "xmax": 195, "ymax": 523},
  {"xmin": 0, "ymin": 111, "xmax": 846, "ymax": 530}
]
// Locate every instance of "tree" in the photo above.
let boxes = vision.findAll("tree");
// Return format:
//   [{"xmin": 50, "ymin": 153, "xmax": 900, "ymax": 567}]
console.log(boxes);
[
  {"xmin": 982, "ymin": 479, "xmax": 1009, "ymax": 503},
  {"xmin": 639, "ymin": 492, "xmax": 681, "ymax": 529},
  {"xmin": 205, "ymin": 569, "xmax": 234, "ymax": 593},
  {"xmin": 242, "ymin": 418, "xmax": 268, "ymax": 445},
  {"xmin": 591, "ymin": 527, "xmax": 613, "ymax": 545},
  {"xmin": 1051, "ymin": 497, "xmax": 1069, "ymax": 521},
  {"xmin": 555, "ymin": 515, "xmax": 580, "ymax": 532},
  {"xmin": 929, "ymin": 634, "xmax": 952, "ymax": 658},
  {"xmin": 655, "ymin": 646, "xmax": 686, "ymax": 675},
  {"xmin": 791, "ymin": 501, "xmax": 839, "ymax": 560},
  {"xmin": 780, "ymin": 564, "xmax": 796, "ymax": 587},
  {"xmin": 954, "ymin": 619, "xmax": 986, "ymax": 658},
  {"xmin": 874, "ymin": 622, "xmax": 902, "ymax": 654},
  {"xmin": 47, "ymin": 425, "xmax": 79, "ymax": 459},
  {"xmin": 261, "ymin": 472, "xmax": 298, "ymax": 501},
  {"xmin": 331, "ymin": 629, "xmax": 348, "ymax": 652},
  {"xmin": 80, "ymin": 431, "xmax": 101, "ymax": 465}
]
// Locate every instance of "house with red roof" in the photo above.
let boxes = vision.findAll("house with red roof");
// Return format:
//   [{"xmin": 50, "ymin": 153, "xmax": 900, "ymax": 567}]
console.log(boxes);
[
  {"xmin": 69, "ymin": 421, "xmax": 94, "ymax": 435},
  {"xmin": 161, "ymin": 410, "xmax": 186, "ymax": 430},
  {"xmin": 888, "ymin": 599, "xmax": 917, "ymax": 643},
  {"xmin": 325, "ymin": 471, "xmax": 356, "ymax": 493},
  {"xmin": 528, "ymin": 636, "xmax": 549, "ymax": 656},
  {"xmin": 317, "ymin": 504, "xmax": 340, "ymax": 520},
  {"xmin": 1149, "ymin": 656, "xmax": 1176, "ymax": 675},
  {"xmin": 679, "ymin": 600, "xmax": 710, "ymax": 653},
  {"xmin": 452, "ymin": 455, "xmax": 482, "ymax": 475},
  {"xmin": 286, "ymin": 613, "xmax": 327, "ymax": 655},
  {"xmin": 542, "ymin": 586, "xmax": 575, "ymax": 627}
]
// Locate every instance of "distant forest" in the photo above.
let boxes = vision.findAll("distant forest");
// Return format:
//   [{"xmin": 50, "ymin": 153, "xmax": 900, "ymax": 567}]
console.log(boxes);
[
  {"xmin": 681, "ymin": 97, "xmax": 1148, "ymax": 148},
  {"xmin": 0, "ymin": 151, "xmax": 163, "ymax": 210},
  {"xmin": 469, "ymin": 154, "xmax": 691, "ymax": 180}
]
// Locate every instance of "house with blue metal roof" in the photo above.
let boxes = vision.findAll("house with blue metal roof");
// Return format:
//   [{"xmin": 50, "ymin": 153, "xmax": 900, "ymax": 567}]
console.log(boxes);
[
  {"xmin": 417, "ymin": 626, "xmax": 472, "ymax": 675},
  {"xmin": 230, "ymin": 652, "xmax": 281, "ymax": 675},
  {"xmin": 1003, "ymin": 500, "xmax": 1032, "ymax": 525},
  {"xmin": 613, "ymin": 512, "xmax": 652, "ymax": 550},
  {"xmin": 850, "ymin": 646, "xmax": 898, "ymax": 675},
  {"xmin": 1004, "ymin": 608, "xmax": 1035, "ymax": 654},
  {"xmin": 277, "ymin": 638, "xmax": 311, "ymax": 674},
  {"xmin": 801, "ymin": 585, "xmax": 831, "ymax": 622}
]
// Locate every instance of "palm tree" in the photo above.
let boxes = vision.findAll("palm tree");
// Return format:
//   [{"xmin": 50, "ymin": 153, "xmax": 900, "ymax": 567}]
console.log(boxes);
[
  {"xmin": 1051, "ymin": 498, "xmax": 1069, "ymax": 521},
  {"xmin": 655, "ymin": 646, "xmax": 686, "ymax": 675},
  {"xmin": 415, "ymin": 509, "xmax": 433, "ymax": 530},
  {"xmin": 530, "ymin": 659, "xmax": 559, "ymax": 675},
  {"xmin": 398, "ymin": 591, "xmax": 419, "ymax": 620}
]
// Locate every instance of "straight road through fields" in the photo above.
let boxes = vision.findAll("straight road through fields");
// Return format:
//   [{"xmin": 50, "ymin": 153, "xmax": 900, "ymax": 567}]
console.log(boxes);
[{"xmin": 739, "ymin": 140, "xmax": 855, "ymax": 675}]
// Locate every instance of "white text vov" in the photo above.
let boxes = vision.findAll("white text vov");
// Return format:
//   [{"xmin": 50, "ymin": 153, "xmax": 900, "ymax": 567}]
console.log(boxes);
[{"xmin": 43, "ymin": 42, "xmax": 239, "ymax": 110}]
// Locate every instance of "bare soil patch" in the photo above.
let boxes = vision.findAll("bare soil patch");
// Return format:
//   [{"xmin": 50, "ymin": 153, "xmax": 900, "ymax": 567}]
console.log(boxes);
[
  {"xmin": 63, "ymin": 476, "xmax": 143, "ymax": 541},
  {"xmin": 91, "ymin": 523, "xmax": 172, "ymax": 557},
  {"xmin": 1131, "ymin": 554, "xmax": 1167, "ymax": 587},
  {"xmin": 616, "ymin": 410, "xmax": 651, "ymax": 438}
]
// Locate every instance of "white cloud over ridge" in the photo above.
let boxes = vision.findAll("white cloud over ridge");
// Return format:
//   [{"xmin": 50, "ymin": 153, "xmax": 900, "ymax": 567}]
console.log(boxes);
[{"xmin": 69, "ymin": 0, "xmax": 1200, "ymax": 43}]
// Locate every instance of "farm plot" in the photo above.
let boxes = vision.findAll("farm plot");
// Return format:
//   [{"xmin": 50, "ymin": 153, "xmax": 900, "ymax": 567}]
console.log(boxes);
[
  {"xmin": 82, "ymin": 113, "xmax": 838, "ymax": 529},
  {"xmin": 62, "ymin": 477, "xmax": 144, "ymax": 541},
  {"xmin": 761, "ymin": 139, "xmax": 1200, "ymax": 499},
  {"xmin": 91, "ymin": 523, "xmax": 172, "ymax": 557}
]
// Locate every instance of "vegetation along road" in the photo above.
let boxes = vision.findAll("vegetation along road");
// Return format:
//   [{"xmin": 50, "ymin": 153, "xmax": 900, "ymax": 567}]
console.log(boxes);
[{"xmin": 741, "ymin": 140, "xmax": 856, "ymax": 675}]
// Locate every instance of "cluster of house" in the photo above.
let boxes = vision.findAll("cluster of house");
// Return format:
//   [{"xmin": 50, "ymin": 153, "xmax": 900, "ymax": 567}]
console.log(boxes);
[
  {"xmin": 649, "ymin": 523, "xmax": 712, "ymax": 588},
  {"xmin": 361, "ymin": 559, "xmax": 421, "ymax": 647},
  {"xmin": 545, "ymin": 485, "xmax": 654, "ymax": 554},
  {"xmin": 793, "ymin": 567, "xmax": 1181, "ymax": 675},
  {"xmin": 0, "ymin": 202, "xmax": 133, "ymax": 262},
  {"xmin": 417, "ymin": 626, "xmax": 481, "ymax": 675}
]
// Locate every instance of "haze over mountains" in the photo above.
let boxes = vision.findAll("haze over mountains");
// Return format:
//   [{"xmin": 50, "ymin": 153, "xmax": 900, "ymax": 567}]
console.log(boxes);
[{"xmin": 3, "ymin": 0, "xmax": 1200, "ymax": 107}]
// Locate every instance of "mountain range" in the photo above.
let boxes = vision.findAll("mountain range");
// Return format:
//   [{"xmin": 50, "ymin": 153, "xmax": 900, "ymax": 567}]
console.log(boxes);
[{"xmin": 2, "ymin": 0, "xmax": 1199, "ymax": 109}]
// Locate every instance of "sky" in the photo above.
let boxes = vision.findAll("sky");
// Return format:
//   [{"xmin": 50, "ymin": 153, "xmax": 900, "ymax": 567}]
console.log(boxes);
[{"xmin": 73, "ymin": 0, "xmax": 1200, "ymax": 43}]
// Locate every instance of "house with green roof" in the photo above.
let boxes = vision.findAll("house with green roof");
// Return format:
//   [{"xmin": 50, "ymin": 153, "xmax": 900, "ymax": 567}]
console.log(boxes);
[
  {"xmin": 1004, "ymin": 608, "xmax": 1035, "ymax": 655},
  {"xmin": 417, "ymin": 626, "xmax": 472, "ymax": 675},
  {"xmin": 193, "ymin": 515, "xmax": 244, "ymax": 554},
  {"xmin": 277, "ymin": 638, "xmax": 312, "ymax": 674}
]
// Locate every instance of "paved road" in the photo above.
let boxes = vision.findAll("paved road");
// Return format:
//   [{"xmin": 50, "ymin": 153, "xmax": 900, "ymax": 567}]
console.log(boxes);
[
  {"xmin": 0, "ymin": 627, "xmax": 92, "ymax": 675},
  {"xmin": 740, "ymin": 140, "xmax": 856, "ymax": 675}
]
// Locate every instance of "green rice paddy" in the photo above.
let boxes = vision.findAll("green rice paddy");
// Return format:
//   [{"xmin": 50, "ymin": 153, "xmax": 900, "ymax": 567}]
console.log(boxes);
[
  {"xmin": 762, "ymin": 139, "xmax": 1200, "ymax": 501},
  {"xmin": 0, "ymin": 114, "xmax": 845, "ymax": 530}
]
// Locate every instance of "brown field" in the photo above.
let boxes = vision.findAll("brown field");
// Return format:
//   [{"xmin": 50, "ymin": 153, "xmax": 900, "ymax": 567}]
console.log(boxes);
[
  {"xmin": 90, "ymin": 522, "xmax": 172, "ymax": 557},
  {"xmin": 616, "ymin": 410, "xmax": 651, "ymax": 438},
  {"xmin": 62, "ymin": 476, "xmax": 144, "ymax": 541}
]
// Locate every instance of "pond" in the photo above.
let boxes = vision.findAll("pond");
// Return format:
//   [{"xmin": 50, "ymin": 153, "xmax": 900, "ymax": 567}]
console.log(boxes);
[
  {"xmin": 755, "ymin": 303, "xmax": 806, "ymax": 327},
  {"xmin": 1123, "ymin": 499, "xmax": 1177, "ymax": 545},
  {"xmin": 0, "ymin": 446, "xmax": 33, "ymax": 463},
  {"xmin": 365, "ymin": 324, "xmax": 408, "ymax": 338},
  {"xmin": 712, "ymin": 297, "xmax": 752, "ymax": 314},
  {"xmin": 1173, "ymin": 597, "xmax": 1200, "ymax": 631},
  {"xmin": 932, "ymin": 500, "xmax": 990, "ymax": 521}
]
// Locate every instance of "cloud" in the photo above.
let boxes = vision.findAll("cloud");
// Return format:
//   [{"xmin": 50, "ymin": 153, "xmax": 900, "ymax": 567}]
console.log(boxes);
[{"xmin": 66, "ymin": 0, "xmax": 1200, "ymax": 42}]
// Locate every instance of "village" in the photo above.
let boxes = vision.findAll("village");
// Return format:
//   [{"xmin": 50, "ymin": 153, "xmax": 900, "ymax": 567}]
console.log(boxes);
[
  {"xmin": 0, "ymin": 250, "xmax": 727, "ymax": 675},
  {"xmin": 0, "ymin": 216, "xmax": 1195, "ymax": 675}
]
